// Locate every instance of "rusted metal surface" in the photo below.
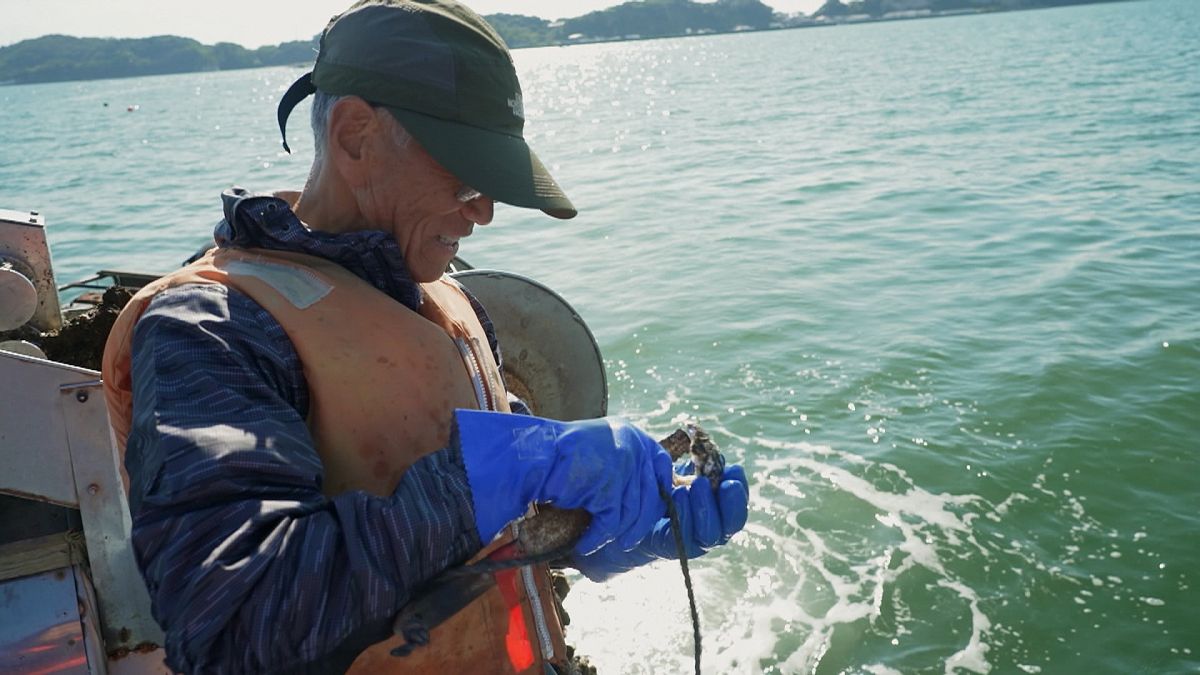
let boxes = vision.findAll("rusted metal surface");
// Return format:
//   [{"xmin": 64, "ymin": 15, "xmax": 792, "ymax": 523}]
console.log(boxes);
[
  {"xmin": 106, "ymin": 649, "xmax": 172, "ymax": 675},
  {"xmin": 0, "ymin": 209, "xmax": 63, "ymax": 332}
]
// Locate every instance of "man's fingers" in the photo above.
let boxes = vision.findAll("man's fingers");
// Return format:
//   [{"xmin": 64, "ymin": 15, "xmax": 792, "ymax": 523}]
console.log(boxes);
[
  {"xmin": 618, "ymin": 451, "xmax": 667, "ymax": 551},
  {"xmin": 718, "ymin": 477, "xmax": 749, "ymax": 540},
  {"xmin": 688, "ymin": 477, "xmax": 721, "ymax": 548},
  {"xmin": 724, "ymin": 464, "xmax": 749, "ymax": 492}
]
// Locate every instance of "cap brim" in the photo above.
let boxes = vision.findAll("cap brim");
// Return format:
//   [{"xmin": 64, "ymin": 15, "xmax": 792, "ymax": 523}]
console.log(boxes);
[{"xmin": 387, "ymin": 108, "xmax": 576, "ymax": 220}]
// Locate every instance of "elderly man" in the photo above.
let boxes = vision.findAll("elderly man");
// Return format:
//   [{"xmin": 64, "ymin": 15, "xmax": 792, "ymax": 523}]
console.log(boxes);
[{"xmin": 102, "ymin": 1, "xmax": 748, "ymax": 673}]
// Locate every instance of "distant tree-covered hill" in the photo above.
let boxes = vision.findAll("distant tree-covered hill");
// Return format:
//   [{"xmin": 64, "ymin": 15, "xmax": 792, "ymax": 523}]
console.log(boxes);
[
  {"xmin": 563, "ymin": 0, "xmax": 775, "ymax": 41},
  {"xmin": 0, "ymin": 34, "xmax": 316, "ymax": 85},
  {"xmin": 488, "ymin": 0, "xmax": 777, "ymax": 48}
]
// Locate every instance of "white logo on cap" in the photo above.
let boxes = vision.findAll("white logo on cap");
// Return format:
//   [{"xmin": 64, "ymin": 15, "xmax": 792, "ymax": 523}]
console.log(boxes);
[{"xmin": 508, "ymin": 93, "xmax": 524, "ymax": 120}]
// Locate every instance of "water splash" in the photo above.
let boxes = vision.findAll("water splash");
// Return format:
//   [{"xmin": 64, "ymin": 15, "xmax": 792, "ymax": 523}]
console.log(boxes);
[{"xmin": 565, "ymin": 434, "xmax": 999, "ymax": 674}]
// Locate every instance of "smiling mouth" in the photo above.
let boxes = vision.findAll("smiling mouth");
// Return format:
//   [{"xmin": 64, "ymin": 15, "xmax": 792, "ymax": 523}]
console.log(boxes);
[{"xmin": 436, "ymin": 234, "xmax": 460, "ymax": 249}]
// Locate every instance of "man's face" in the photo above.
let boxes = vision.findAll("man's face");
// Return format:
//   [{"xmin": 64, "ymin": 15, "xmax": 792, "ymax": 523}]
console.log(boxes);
[{"xmin": 355, "ymin": 114, "xmax": 494, "ymax": 283}]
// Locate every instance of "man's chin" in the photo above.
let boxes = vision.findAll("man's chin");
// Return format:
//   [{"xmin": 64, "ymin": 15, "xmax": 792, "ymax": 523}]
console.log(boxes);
[{"xmin": 408, "ymin": 257, "xmax": 452, "ymax": 283}]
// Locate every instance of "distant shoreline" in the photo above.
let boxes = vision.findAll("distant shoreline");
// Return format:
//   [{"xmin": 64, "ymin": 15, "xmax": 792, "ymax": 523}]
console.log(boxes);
[
  {"xmin": 509, "ymin": 0, "xmax": 1135, "ymax": 50},
  {"xmin": 0, "ymin": 0, "xmax": 1132, "ymax": 87},
  {"xmin": 507, "ymin": 7, "xmax": 986, "ymax": 51}
]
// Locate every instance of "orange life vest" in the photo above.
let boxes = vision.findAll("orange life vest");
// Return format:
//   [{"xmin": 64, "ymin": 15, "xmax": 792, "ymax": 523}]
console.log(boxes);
[{"xmin": 102, "ymin": 246, "xmax": 567, "ymax": 674}]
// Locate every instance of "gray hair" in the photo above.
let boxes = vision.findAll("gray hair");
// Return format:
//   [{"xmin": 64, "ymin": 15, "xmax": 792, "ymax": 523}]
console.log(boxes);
[{"xmin": 310, "ymin": 90, "xmax": 411, "ymax": 163}]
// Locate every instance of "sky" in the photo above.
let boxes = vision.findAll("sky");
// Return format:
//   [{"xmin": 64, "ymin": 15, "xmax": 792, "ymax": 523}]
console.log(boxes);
[{"xmin": 0, "ymin": 0, "xmax": 827, "ymax": 49}]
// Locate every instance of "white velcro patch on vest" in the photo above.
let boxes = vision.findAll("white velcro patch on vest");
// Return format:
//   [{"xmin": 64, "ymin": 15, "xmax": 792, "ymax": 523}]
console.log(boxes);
[{"xmin": 225, "ymin": 258, "xmax": 332, "ymax": 309}]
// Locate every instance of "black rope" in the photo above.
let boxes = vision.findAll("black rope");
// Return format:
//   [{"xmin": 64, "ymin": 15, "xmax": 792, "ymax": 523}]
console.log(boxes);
[{"xmin": 660, "ymin": 483, "xmax": 703, "ymax": 675}]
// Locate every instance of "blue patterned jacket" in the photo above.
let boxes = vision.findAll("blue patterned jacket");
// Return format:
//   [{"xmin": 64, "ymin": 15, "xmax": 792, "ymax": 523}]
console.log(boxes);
[{"xmin": 125, "ymin": 188, "xmax": 496, "ymax": 673}]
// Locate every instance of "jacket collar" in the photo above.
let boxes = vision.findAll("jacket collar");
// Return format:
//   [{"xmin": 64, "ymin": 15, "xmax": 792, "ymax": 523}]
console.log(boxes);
[{"xmin": 215, "ymin": 187, "xmax": 422, "ymax": 311}]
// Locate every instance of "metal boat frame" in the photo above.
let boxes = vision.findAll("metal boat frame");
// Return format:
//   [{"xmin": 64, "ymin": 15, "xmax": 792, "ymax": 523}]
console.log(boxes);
[{"xmin": 1, "ymin": 351, "xmax": 169, "ymax": 674}]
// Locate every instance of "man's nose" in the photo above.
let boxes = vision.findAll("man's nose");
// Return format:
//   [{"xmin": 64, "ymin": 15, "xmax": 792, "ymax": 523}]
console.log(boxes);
[{"xmin": 461, "ymin": 196, "xmax": 494, "ymax": 226}]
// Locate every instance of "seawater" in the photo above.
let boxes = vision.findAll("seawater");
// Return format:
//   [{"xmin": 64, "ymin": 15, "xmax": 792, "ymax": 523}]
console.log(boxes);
[{"xmin": 1, "ymin": 0, "xmax": 1197, "ymax": 672}]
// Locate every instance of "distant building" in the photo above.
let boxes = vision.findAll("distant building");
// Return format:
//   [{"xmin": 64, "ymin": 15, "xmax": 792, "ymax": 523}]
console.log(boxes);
[
  {"xmin": 882, "ymin": 0, "xmax": 932, "ymax": 9},
  {"xmin": 884, "ymin": 9, "xmax": 933, "ymax": 18}
]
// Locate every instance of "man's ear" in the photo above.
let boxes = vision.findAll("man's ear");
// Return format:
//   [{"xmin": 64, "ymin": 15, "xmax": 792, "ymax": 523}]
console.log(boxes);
[{"xmin": 327, "ymin": 96, "xmax": 379, "ymax": 180}]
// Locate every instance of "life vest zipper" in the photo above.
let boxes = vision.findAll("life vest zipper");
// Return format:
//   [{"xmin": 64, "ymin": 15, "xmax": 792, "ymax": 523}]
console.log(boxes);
[
  {"xmin": 454, "ymin": 336, "xmax": 492, "ymax": 411},
  {"xmin": 521, "ymin": 564, "xmax": 554, "ymax": 659}
]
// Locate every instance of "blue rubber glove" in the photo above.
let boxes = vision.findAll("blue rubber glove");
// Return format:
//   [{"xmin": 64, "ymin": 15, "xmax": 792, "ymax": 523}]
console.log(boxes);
[
  {"xmin": 572, "ymin": 464, "xmax": 749, "ymax": 582},
  {"xmin": 454, "ymin": 409, "xmax": 675, "ymax": 554}
]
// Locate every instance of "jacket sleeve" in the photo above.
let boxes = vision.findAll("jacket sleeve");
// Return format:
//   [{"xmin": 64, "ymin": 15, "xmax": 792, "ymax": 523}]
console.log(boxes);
[{"xmin": 124, "ymin": 283, "xmax": 482, "ymax": 674}]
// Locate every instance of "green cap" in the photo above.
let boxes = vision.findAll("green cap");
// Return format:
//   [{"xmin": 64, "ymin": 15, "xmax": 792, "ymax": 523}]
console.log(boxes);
[{"xmin": 278, "ymin": 0, "xmax": 576, "ymax": 219}]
